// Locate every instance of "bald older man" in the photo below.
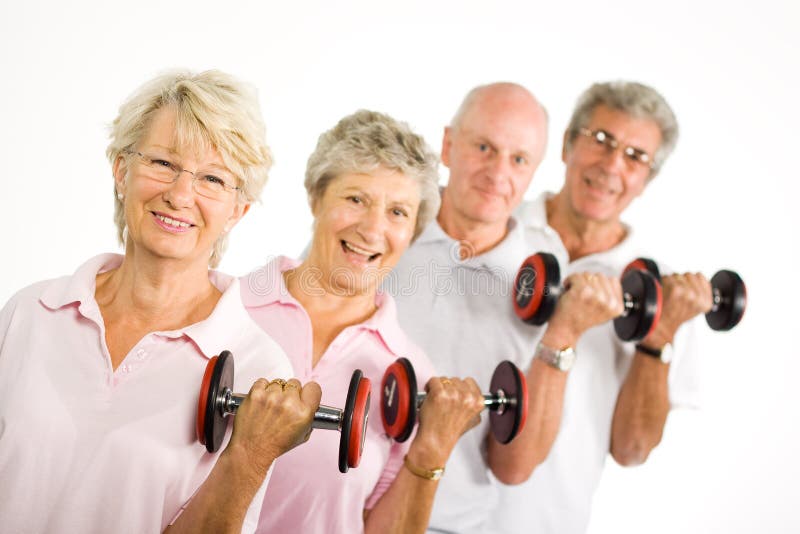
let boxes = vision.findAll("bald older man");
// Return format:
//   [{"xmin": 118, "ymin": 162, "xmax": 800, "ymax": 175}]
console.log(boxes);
[{"xmin": 388, "ymin": 83, "xmax": 625, "ymax": 533}]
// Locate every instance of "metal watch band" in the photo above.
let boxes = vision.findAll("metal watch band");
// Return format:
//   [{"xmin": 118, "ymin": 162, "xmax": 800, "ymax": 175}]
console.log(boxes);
[{"xmin": 535, "ymin": 342, "xmax": 576, "ymax": 372}]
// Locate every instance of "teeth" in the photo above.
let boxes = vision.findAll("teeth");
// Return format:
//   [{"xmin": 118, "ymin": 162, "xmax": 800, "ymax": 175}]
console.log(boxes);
[
  {"xmin": 343, "ymin": 241, "xmax": 377, "ymax": 257},
  {"xmin": 156, "ymin": 214, "xmax": 191, "ymax": 228}
]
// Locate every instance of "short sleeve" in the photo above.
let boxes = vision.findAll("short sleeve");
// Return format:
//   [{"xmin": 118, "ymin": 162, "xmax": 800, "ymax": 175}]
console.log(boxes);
[{"xmin": 667, "ymin": 315, "xmax": 706, "ymax": 409}]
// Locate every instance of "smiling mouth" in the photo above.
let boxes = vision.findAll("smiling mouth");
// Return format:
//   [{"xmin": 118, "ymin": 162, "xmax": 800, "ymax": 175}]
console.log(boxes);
[
  {"xmin": 583, "ymin": 176, "xmax": 618, "ymax": 195},
  {"xmin": 341, "ymin": 240, "xmax": 381, "ymax": 261},
  {"xmin": 152, "ymin": 212, "xmax": 195, "ymax": 229}
]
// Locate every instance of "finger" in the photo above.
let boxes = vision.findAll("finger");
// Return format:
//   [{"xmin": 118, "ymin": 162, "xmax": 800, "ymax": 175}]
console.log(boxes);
[
  {"xmin": 300, "ymin": 380, "xmax": 322, "ymax": 409},
  {"xmin": 250, "ymin": 378, "xmax": 270, "ymax": 394},
  {"xmin": 284, "ymin": 378, "xmax": 302, "ymax": 395},
  {"xmin": 265, "ymin": 379, "xmax": 285, "ymax": 392}
]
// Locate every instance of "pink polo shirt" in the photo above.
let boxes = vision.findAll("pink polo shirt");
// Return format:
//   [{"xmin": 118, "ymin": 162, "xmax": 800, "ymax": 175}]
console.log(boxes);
[
  {"xmin": 0, "ymin": 254, "xmax": 293, "ymax": 534},
  {"xmin": 241, "ymin": 256, "xmax": 436, "ymax": 534}
]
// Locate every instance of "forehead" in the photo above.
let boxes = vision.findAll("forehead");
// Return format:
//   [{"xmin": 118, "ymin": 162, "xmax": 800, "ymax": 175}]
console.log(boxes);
[
  {"xmin": 457, "ymin": 94, "xmax": 545, "ymax": 154},
  {"xmin": 139, "ymin": 107, "xmax": 224, "ymax": 165},
  {"xmin": 327, "ymin": 170, "xmax": 421, "ymax": 203},
  {"xmin": 585, "ymin": 105, "xmax": 662, "ymax": 152}
]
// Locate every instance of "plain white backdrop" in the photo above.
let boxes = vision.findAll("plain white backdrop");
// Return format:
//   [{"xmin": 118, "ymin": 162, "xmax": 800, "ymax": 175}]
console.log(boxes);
[{"xmin": 1, "ymin": 1, "xmax": 797, "ymax": 532}]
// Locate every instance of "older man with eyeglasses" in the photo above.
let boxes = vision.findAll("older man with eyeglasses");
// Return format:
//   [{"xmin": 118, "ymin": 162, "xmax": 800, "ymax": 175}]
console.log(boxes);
[
  {"xmin": 389, "ymin": 81, "xmax": 711, "ymax": 534},
  {"xmin": 484, "ymin": 81, "xmax": 712, "ymax": 534}
]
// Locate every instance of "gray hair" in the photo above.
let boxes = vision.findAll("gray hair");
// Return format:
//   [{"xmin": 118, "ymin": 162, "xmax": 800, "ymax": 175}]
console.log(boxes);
[
  {"xmin": 305, "ymin": 110, "xmax": 440, "ymax": 241},
  {"xmin": 106, "ymin": 69, "xmax": 273, "ymax": 267},
  {"xmin": 565, "ymin": 81, "xmax": 678, "ymax": 178}
]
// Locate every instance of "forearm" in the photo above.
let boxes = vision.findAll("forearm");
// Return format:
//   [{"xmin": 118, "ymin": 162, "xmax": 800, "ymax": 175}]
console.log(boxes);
[
  {"xmin": 165, "ymin": 447, "xmax": 275, "ymax": 534},
  {"xmin": 364, "ymin": 441, "xmax": 448, "ymax": 534},
  {"xmin": 488, "ymin": 355, "xmax": 567, "ymax": 484},
  {"xmin": 610, "ymin": 353, "xmax": 670, "ymax": 466}
]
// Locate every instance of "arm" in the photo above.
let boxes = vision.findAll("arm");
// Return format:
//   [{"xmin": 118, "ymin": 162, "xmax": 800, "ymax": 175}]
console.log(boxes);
[
  {"xmin": 488, "ymin": 273, "xmax": 624, "ymax": 484},
  {"xmin": 165, "ymin": 378, "xmax": 321, "ymax": 534},
  {"xmin": 610, "ymin": 273, "xmax": 711, "ymax": 466},
  {"xmin": 364, "ymin": 377, "xmax": 485, "ymax": 534}
]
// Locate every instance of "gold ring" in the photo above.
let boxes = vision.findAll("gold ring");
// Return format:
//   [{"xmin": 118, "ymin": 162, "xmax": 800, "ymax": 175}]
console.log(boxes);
[
  {"xmin": 284, "ymin": 382, "xmax": 299, "ymax": 391},
  {"xmin": 440, "ymin": 378, "xmax": 453, "ymax": 386},
  {"xmin": 268, "ymin": 378, "xmax": 287, "ymax": 389}
]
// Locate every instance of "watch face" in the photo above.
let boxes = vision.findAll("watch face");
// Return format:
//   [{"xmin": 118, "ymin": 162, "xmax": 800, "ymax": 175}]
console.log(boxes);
[{"xmin": 660, "ymin": 343, "xmax": 674, "ymax": 364}]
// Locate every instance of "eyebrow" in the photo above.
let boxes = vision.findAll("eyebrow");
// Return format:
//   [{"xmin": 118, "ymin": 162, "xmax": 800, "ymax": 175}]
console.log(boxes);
[
  {"xmin": 146, "ymin": 144, "xmax": 230, "ymax": 171},
  {"xmin": 341, "ymin": 186, "xmax": 416, "ymax": 207}
]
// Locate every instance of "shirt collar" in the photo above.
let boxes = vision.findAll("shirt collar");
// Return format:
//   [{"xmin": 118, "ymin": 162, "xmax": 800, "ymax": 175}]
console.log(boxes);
[
  {"xmin": 518, "ymin": 191, "xmax": 640, "ymax": 273},
  {"xmin": 40, "ymin": 253, "xmax": 250, "ymax": 360},
  {"xmin": 242, "ymin": 255, "xmax": 411, "ymax": 358}
]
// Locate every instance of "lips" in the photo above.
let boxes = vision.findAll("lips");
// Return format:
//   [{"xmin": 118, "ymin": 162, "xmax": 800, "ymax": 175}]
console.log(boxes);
[
  {"xmin": 583, "ymin": 176, "xmax": 619, "ymax": 196},
  {"xmin": 151, "ymin": 211, "xmax": 195, "ymax": 233},
  {"xmin": 341, "ymin": 240, "xmax": 381, "ymax": 262}
]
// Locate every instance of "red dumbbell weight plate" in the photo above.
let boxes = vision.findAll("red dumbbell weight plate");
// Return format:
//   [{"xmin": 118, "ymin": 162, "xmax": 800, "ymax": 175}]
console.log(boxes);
[
  {"xmin": 196, "ymin": 350, "xmax": 234, "ymax": 453},
  {"xmin": 513, "ymin": 253, "xmax": 561, "ymax": 325},
  {"xmin": 380, "ymin": 357, "xmax": 417, "ymax": 443}
]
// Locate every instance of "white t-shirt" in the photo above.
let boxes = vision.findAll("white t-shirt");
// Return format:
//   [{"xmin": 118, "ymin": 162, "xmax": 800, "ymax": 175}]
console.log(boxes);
[{"xmin": 389, "ymin": 193, "xmax": 703, "ymax": 534}]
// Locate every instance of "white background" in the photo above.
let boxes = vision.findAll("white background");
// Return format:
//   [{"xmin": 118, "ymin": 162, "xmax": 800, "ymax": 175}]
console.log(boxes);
[{"xmin": 0, "ymin": 1, "xmax": 797, "ymax": 532}]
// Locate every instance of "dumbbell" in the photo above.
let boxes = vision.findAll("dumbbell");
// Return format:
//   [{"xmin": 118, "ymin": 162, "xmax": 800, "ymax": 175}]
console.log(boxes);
[
  {"xmin": 513, "ymin": 252, "xmax": 662, "ymax": 341},
  {"xmin": 381, "ymin": 358, "xmax": 528, "ymax": 445},
  {"xmin": 196, "ymin": 350, "xmax": 371, "ymax": 473},
  {"xmin": 623, "ymin": 258, "xmax": 747, "ymax": 331}
]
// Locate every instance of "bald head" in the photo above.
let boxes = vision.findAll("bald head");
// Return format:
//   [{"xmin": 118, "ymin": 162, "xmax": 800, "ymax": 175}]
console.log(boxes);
[{"xmin": 451, "ymin": 83, "xmax": 548, "ymax": 139}]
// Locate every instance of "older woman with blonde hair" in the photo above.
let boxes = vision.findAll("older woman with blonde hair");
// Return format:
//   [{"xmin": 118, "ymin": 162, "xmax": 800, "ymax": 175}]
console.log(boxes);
[
  {"xmin": 241, "ymin": 110, "xmax": 486, "ymax": 533},
  {"xmin": 0, "ymin": 70, "xmax": 319, "ymax": 534}
]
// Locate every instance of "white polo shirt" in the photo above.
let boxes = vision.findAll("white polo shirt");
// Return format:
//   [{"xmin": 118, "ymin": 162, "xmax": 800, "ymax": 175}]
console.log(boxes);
[
  {"xmin": 0, "ymin": 254, "xmax": 293, "ymax": 534},
  {"xmin": 389, "ymin": 192, "xmax": 702, "ymax": 534}
]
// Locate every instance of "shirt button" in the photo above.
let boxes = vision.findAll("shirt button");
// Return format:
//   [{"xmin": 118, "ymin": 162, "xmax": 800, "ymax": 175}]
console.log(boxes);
[
  {"xmin": 136, "ymin": 349, "xmax": 146, "ymax": 359},
  {"xmin": 120, "ymin": 364, "xmax": 130, "ymax": 373}
]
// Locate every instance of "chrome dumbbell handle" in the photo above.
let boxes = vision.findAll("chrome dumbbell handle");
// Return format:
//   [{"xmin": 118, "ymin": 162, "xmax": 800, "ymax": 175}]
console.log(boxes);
[{"xmin": 220, "ymin": 389, "xmax": 344, "ymax": 431}]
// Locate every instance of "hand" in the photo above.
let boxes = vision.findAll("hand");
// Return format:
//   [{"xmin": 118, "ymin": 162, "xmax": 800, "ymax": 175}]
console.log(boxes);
[
  {"xmin": 409, "ymin": 377, "xmax": 485, "ymax": 466},
  {"xmin": 643, "ymin": 272, "xmax": 712, "ymax": 347},
  {"xmin": 545, "ymin": 272, "xmax": 624, "ymax": 347},
  {"xmin": 224, "ymin": 378, "xmax": 322, "ymax": 480}
]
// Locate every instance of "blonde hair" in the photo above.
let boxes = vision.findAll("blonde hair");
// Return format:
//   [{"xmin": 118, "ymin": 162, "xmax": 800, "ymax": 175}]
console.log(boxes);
[
  {"xmin": 305, "ymin": 110, "xmax": 440, "ymax": 241},
  {"xmin": 106, "ymin": 69, "xmax": 272, "ymax": 267}
]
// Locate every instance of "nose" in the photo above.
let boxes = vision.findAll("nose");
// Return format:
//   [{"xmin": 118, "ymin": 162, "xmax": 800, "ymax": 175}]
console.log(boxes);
[
  {"xmin": 484, "ymin": 151, "xmax": 516, "ymax": 189},
  {"xmin": 162, "ymin": 170, "xmax": 197, "ymax": 208},
  {"xmin": 599, "ymin": 145, "xmax": 627, "ymax": 175},
  {"xmin": 356, "ymin": 205, "xmax": 386, "ymax": 244}
]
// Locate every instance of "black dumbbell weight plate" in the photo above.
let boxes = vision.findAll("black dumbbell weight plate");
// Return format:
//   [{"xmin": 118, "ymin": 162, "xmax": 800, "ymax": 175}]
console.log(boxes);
[
  {"xmin": 707, "ymin": 270, "xmax": 747, "ymax": 331},
  {"xmin": 489, "ymin": 360, "xmax": 528, "ymax": 444},
  {"xmin": 614, "ymin": 270, "xmax": 662, "ymax": 341}
]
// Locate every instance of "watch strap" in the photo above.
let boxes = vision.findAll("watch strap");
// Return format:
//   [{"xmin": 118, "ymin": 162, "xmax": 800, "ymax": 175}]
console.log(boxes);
[{"xmin": 635, "ymin": 343, "xmax": 662, "ymax": 358}]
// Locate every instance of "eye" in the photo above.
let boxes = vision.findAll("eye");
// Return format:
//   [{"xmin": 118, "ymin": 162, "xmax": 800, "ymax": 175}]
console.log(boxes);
[
  {"xmin": 152, "ymin": 158, "xmax": 174, "ymax": 169},
  {"xmin": 478, "ymin": 143, "xmax": 489, "ymax": 152},
  {"xmin": 514, "ymin": 155, "xmax": 527, "ymax": 165},
  {"xmin": 347, "ymin": 195, "xmax": 363, "ymax": 204},
  {"xmin": 201, "ymin": 174, "xmax": 226, "ymax": 187},
  {"xmin": 391, "ymin": 207, "xmax": 408, "ymax": 218}
]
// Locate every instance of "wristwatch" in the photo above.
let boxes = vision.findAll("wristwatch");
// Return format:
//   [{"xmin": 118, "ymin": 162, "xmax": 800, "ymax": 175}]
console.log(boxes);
[
  {"xmin": 535, "ymin": 342, "xmax": 576, "ymax": 372},
  {"xmin": 635, "ymin": 342, "xmax": 673, "ymax": 364}
]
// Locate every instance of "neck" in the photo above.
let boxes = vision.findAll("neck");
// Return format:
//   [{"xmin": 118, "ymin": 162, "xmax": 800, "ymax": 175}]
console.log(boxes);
[
  {"xmin": 437, "ymin": 191, "xmax": 508, "ymax": 258},
  {"xmin": 284, "ymin": 261, "xmax": 378, "ymax": 327},
  {"xmin": 546, "ymin": 192, "xmax": 627, "ymax": 261},
  {"xmin": 95, "ymin": 245, "xmax": 219, "ymax": 326}
]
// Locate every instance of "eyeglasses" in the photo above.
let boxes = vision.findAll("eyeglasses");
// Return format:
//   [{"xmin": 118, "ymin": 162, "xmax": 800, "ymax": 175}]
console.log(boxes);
[
  {"xmin": 125, "ymin": 150, "xmax": 241, "ymax": 200},
  {"xmin": 577, "ymin": 128, "xmax": 655, "ymax": 170}
]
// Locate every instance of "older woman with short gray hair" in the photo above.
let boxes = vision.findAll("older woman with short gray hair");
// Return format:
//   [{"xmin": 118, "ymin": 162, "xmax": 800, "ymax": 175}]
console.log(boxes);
[{"xmin": 242, "ymin": 109, "xmax": 485, "ymax": 534}]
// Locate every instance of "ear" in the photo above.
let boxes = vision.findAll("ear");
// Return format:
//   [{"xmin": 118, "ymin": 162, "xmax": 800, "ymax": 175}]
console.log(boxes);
[
  {"xmin": 561, "ymin": 130, "xmax": 570, "ymax": 163},
  {"xmin": 440, "ymin": 126, "xmax": 453, "ymax": 168},
  {"xmin": 224, "ymin": 201, "xmax": 251, "ymax": 233},
  {"xmin": 112, "ymin": 155, "xmax": 128, "ymax": 195}
]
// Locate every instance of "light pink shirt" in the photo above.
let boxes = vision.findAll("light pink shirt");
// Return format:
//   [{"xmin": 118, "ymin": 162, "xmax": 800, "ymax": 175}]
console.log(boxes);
[
  {"xmin": 241, "ymin": 256, "xmax": 436, "ymax": 534},
  {"xmin": 0, "ymin": 254, "xmax": 293, "ymax": 534}
]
